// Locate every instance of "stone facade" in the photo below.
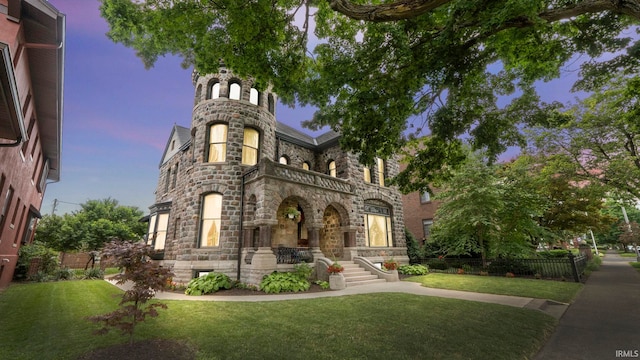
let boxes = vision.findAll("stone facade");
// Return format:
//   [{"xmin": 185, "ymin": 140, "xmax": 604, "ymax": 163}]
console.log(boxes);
[{"xmin": 147, "ymin": 66, "xmax": 407, "ymax": 285}]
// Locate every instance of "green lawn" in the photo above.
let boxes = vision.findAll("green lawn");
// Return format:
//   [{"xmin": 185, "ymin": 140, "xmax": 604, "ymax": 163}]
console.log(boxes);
[
  {"xmin": 406, "ymin": 273, "xmax": 583, "ymax": 303},
  {"xmin": 618, "ymin": 252, "xmax": 637, "ymax": 258},
  {"xmin": 630, "ymin": 262, "xmax": 640, "ymax": 272},
  {"xmin": 0, "ymin": 280, "xmax": 556, "ymax": 360}
]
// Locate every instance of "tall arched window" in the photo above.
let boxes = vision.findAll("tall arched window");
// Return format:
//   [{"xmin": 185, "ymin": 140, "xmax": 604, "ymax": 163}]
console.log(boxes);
[
  {"xmin": 376, "ymin": 158, "xmax": 385, "ymax": 186},
  {"xmin": 328, "ymin": 160, "xmax": 337, "ymax": 177},
  {"xmin": 242, "ymin": 128, "xmax": 260, "ymax": 165},
  {"xmin": 250, "ymin": 88, "xmax": 259, "ymax": 105},
  {"xmin": 208, "ymin": 124, "xmax": 227, "ymax": 162},
  {"xmin": 229, "ymin": 82, "xmax": 241, "ymax": 100},
  {"xmin": 200, "ymin": 193, "xmax": 222, "ymax": 247}
]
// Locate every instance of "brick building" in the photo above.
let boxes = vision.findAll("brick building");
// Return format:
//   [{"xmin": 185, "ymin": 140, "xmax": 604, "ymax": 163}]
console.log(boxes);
[
  {"xmin": 401, "ymin": 187, "xmax": 440, "ymax": 245},
  {"xmin": 0, "ymin": 0, "xmax": 64, "ymax": 288},
  {"xmin": 146, "ymin": 66, "xmax": 408, "ymax": 285}
]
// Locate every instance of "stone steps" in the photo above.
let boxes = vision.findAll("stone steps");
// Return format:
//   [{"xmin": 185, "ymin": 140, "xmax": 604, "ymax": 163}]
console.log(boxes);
[{"xmin": 339, "ymin": 261, "xmax": 387, "ymax": 287}]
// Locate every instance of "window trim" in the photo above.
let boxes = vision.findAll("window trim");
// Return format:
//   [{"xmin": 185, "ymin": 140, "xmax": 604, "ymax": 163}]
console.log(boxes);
[
  {"xmin": 199, "ymin": 193, "xmax": 223, "ymax": 247},
  {"xmin": 242, "ymin": 127, "xmax": 260, "ymax": 166},
  {"xmin": 206, "ymin": 123, "xmax": 228, "ymax": 163}
]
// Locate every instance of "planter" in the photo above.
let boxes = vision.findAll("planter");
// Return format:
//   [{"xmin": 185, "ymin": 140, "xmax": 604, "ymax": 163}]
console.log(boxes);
[{"xmin": 329, "ymin": 273, "xmax": 346, "ymax": 290}]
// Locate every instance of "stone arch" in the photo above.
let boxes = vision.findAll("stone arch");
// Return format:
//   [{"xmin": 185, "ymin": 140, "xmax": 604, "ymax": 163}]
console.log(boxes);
[{"xmin": 271, "ymin": 195, "xmax": 313, "ymax": 248}]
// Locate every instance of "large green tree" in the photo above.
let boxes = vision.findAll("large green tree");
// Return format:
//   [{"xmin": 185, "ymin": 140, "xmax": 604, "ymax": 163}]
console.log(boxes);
[
  {"xmin": 528, "ymin": 75, "xmax": 640, "ymax": 200},
  {"xmin": 34, "ymin": 198, "xmax": 146, "ymax": 254},
  {"xmin": 99, "ymin": 0, "xmax": 640, "ymax": 192}
]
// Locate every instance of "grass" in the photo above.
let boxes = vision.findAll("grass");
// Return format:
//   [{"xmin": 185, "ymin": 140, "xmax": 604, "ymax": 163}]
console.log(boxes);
[
  {"xmin": 0, "ymin": 280, "xmax": 557, "ymax": 360},
  {"xmin": 618, "ymin": 252, "xmax": 638, "ymax": 258},
  {"xmin": 630, "ymin": 262, "xmax": 640, "ymax": 272},
  {"xmin": 406, "ymin": 273, "xmax": 583, "ymax": 303}
]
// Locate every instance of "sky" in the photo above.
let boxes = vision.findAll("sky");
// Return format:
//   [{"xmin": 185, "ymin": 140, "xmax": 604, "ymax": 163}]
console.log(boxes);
[
  {"xmin": 42, "ymin": 0, "xmax": 586, "ymax": 215},
  {"xmin": 43, "ymin": 0, "xmax": 322, "ymax": 215}
]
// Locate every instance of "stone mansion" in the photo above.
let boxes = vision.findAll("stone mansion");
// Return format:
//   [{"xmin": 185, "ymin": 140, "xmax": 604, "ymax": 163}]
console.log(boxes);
[{"xmin": 146, "ymin": 66, "xmax": 408, "ymax": 285}]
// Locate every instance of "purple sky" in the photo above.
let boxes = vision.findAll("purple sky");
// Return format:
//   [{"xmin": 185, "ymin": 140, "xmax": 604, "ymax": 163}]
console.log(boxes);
[
  {"xmin": 44, "ymin": 0, "xmax": 320, "ymax": 215},
  {"xmin": 43, "ymin": 0, "xmax": 584, "ymax": 215}
]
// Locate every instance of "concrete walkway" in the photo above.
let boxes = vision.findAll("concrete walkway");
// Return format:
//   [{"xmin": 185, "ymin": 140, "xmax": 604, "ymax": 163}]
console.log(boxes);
[
  {"xmin": 535, "ymin": 251, "xmax": 640, "ymax": 360},
  {"xmin": 108, "ymin": 274, "xmax": 565, "ymax": 317}
]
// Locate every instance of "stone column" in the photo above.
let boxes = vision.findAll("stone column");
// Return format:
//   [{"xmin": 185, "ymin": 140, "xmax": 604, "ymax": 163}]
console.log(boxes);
[
  {"xmin": 342, "ymin": 226, "xmax": 358, "ymax": 260},
  {"xmin": 308, "ymin": 227, "xmax": 324, "ymax": 260}
]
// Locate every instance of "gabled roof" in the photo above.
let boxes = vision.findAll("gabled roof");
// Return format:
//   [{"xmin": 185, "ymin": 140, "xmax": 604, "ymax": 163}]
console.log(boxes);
[
  {"xmin": 275, "ymin": 122, "xmax": 340, "ymax": 149},
  {"xmin": 159, "ymin": 124, "xmax": 191, "ymax": 166}
]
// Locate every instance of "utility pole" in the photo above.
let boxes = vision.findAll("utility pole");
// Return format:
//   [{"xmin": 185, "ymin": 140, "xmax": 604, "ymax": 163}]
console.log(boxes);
[{"xmin": 51, "ymin": 198, "xmax": 58, "ymax": 215}]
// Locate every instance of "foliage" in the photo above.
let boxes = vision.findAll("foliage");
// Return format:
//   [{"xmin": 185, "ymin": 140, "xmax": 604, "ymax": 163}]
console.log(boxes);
[
  {"xmin": 537, "ymin": 250, "xmax": 570, "ymax": 259},
  {"xmin": 293, "ymin": 263, "xmax": 313, "ymax": 280},
  {"xmin": 430, "ymin": 152, "xmax": 544, "ymax": 262},
  {"xmin": 383, "ymin": 259, "xmax": 398, "ymax": 270},
  {"xmin": 83, "ymin": 268, "xmax": 105, "ymax": 280},
  {"xmin": 618, "ymin": 221, "xmax": 640, "ymax": 251},
  {"xmin": 35, "ymin": 198, "xmax": 146, "ymax": 255},
  {"xmin": 327, "ymin": 262, "xmax": 344, "ymax": 274},
  {"xmin": 595, "ymin": 200, "xmax": 640, "ymax": 248},
  {"xmin": 404, "ymin": 228, "xmax": 421, "ymax": 263},
  {"xmin": 527, "ymin": 76, "xmax": 640, "ymax": 200},
  {"xmin": 487, "ymin": 259, "xmax": 534, "ymax": 277},
  {"xmin": 55, "ymin": 268, "xmax": 76, "ymax": 281},
  {"xmin": 87, "ymin": 240, "xmax": 173, "ymax": 344},
  {"xmin": 184, "ymin": 272, "xmax": 232, "ymax": 296},
  {"xmin": 398, "ymin": 264, "xmax": 429, "ymax": 276},
  {"xmin": 259, "ymin": 271, "xmax": 311, "ymax": 294},
  {"xmin": 99, "ymin": 0, "xmax": 640, "ymax": 193},
  {"xmin": 14, "ymin": 241, "xmax": 60, "ymax": 281},
  {"xmin": 314, "ymin": 280, "xmax": 330, "ymax": 290}
]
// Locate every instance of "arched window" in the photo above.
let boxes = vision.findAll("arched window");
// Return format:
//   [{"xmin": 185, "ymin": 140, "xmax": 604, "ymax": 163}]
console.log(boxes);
[
  {"xmin": 250, "ymin": 88, "xmax": 259, "ymax": 105},
  {"xmin": 420, "ymin": 191, "xmax": 431, "ymax": 203},
  {"xmin": 364, "ymin": 202, "xmax": 393, "ymax": 247},
  {"xmin": 363, "ymin": 166, "xmax": 371, "ymax": 183},
  {"xmin": 376, "ymin": 158, "xmax": 385, "ymax": 186},
  {"xmin": 207, "ymin": 80, "xmax": 220, "ymax": 99},
  {"xmin": 229, "ymin": 82, "xmax": 241, "ymax": 100},
  {"xmin": 200, "ymin": 193, "xmax": 222, "ymax": 247},
  {"xmin": 302, "ymin": 161, "xmax": 310, "ymax": 171},
  {"xmin": 279, "ymin": 155, "xmax": 289, "ymax": 165},
  {"xmin": 207, "ymin": 124, "xmax": 227, "ymax": 162},
  {"xmin": 242, "ymin": 128, "xmax": 260, "ymax": 165},
  {"xmin": 328, "ymin": 160, "xmax": 337, "ymax": 177}
]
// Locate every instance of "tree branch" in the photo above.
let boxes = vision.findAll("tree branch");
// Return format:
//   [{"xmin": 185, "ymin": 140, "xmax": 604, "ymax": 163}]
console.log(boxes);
[{"xmin": 329, "ymin": 0, "xmax": 640, "ymax": 23}]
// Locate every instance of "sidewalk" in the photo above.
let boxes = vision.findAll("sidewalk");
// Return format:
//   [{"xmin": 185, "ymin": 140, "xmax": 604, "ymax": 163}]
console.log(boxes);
[
  {"xmin": 535, "ymin": 251, "xmax": 640, "ymax": 360},
  {"xmin": 108, "ymin": 273, "xmax": 565, "ymax": 317}
]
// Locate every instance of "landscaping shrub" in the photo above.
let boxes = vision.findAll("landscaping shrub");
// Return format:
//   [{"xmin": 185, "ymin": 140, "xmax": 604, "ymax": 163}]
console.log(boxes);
[
  {"xmin": 537, "ymin": 250, "xmax": 570, "ymax": 259},
  {"xmin": 487, "ymin": 259, "xmax": 534, "ymax": 276},
  {"xmin": 83, "ymin": 268, "xmax": 104, "ymax": 279},
  {"xmin": 14, "ymin": 241, "xmax": 59, "ymax": 281},
  {"xmin": 260, "ymin": 271, "xmax": 310, "ymax": 293},
  {"xmin": 55, "ymin": 268, "xmax": 75, "ymax": 280},
  {"xmin": 427, "ymin": 258, "xmax": 449, "ymax": 270},
  {"xmin": 398, "ymin": 264, "xmax": 429, "ymax": 275},
  {"xmin": 184, "ymin": 272, "xmax": 232, "ymax": 296},
  {"xmin": 404, "ymin": 228, "xmax": 421, "ymax": 263},
  {"xmin": 293, "ymin": 263, "xmax": 313, "ymax": 280}
]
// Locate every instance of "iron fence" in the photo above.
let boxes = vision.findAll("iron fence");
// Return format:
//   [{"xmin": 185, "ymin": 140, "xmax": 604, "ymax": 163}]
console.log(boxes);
[
  {"xmin": 275, "ymin": 247, "xmax": 314, "ymax": 264},
  {"xmin": 418, "ymin": 253, "xmax": 588, "ymax": 282}
]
